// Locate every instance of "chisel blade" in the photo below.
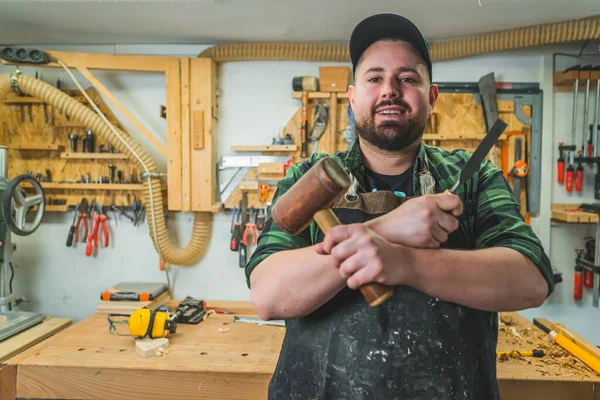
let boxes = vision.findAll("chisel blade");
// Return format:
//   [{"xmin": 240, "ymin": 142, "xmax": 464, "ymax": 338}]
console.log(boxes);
[{"xmin": 447, "ymin": 118, "xmax": 507, "ymax": 194}]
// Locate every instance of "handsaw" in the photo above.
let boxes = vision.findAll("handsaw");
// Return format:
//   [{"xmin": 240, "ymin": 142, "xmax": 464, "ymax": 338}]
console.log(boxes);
[{"xmin": 446, "ymin": 118, "xmax": 507, "ymax": 194}]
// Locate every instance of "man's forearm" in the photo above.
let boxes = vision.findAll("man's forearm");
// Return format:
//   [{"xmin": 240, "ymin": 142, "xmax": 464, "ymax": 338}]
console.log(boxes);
[
  {"xmin": 250, "ymin": 247, "xmax": 346, "ymax": 320},
  {"xmin": 405, "ymin": 246, "xmax": 548, "ymax": 312}
]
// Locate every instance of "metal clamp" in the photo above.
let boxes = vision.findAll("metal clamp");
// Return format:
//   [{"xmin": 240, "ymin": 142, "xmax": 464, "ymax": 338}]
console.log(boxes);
[{"xmin": 9, "ymin": 68, "xmax": 22, "ymax": 95}]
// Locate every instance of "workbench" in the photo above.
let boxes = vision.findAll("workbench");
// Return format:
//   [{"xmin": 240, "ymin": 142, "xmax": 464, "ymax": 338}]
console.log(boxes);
[{"xmin": 0, "ymin": 302, "xmax": 598, "ymax": 400}]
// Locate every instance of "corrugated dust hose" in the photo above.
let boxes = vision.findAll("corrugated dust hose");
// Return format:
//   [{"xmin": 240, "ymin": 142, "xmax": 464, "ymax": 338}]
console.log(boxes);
[
  {"xmin": 0, "ymin": 73, "xmax": 212, "ymax": 266},
  {"xmin": 198, "ymin": 16, "xmax": 600, "ymax": 62}
]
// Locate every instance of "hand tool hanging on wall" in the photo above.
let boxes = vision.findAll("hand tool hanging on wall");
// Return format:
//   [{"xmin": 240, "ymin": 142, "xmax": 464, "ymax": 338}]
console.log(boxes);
[
  {"xmin": 239, "ymin": 192, "xmax": 248, "ymax": 268},
  {"xmin": 309, "ymin": 103, "xmax": 329, "ymax": 155},
  {"xmin": 565, "ymin": 65, "xmax": 581, "ymax": 191},
  {"xmin": 574, "ymin": 249, "xmax": 584, "ymax": 301},
  {"xmin": 583, "ymin": 236, "xmax": 595, "ymax": 288},
  {"xmin": 592, "ymin": 65, "xmax": 600, "ymax": 199},
  {"xmin": 292, "ymin": 76, "xmax": 318, "ymax": 158},
  {"xmin": 230, "ymin": 206, "xmax": 241, "ymax": 252},
  {"xmin": 581, "ymin": 65, "xmax": 592, "ymax": 162}
]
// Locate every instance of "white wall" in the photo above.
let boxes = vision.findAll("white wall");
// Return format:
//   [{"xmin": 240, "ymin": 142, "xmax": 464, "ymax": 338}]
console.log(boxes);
[{"xmin": 2, "ymin": 43, "xmax": 600, "ymax": 345}]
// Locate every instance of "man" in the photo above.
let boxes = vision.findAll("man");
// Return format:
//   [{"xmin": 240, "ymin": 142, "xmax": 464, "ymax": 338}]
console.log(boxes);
[{"xmin": 245, "ymin": 13, "xmax": 554, "ymax": 400}]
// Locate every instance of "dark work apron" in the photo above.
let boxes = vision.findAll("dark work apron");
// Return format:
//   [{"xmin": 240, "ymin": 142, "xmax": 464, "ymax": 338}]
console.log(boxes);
[{"xmin": 268, "ymin": 191, "xmax": 500, "ymax": 400}]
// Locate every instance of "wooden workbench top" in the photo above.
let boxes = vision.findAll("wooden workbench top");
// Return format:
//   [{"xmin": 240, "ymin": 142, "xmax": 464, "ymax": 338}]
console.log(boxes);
[{"xmin": 1, "ymin": 302, "xmax": 599, "ymax": 400}]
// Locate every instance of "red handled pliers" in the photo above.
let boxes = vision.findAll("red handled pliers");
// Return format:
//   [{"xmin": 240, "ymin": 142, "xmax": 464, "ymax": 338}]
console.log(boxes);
[
  {"xmin": 86, "ymin": 203, "xmax": 109, "ymax": 257},
  {"xmin": 73, "ymin": 198, "xmax": 89, "ymax": 243}
]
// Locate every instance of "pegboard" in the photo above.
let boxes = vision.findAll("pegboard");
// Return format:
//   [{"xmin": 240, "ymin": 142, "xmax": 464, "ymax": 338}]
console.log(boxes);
[{"xmin": 0, "ymin": 88, "xmax": 151, "ymax": 212}]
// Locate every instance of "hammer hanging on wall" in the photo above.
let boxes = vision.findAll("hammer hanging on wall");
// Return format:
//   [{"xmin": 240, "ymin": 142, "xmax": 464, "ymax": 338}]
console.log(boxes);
[{"xmin": 292, "ymin": 76, "xmax": 318, "ymax": 158}]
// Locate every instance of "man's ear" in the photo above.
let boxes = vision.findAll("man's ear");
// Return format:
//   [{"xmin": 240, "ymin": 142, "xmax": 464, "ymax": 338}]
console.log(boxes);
[
  {"xmin": 348, "ymin": 85, "xmax": 356, "ymax": 110},
  {"xmin": 429, "ymin": 83, "xmax": 439, "ymax": 110}
]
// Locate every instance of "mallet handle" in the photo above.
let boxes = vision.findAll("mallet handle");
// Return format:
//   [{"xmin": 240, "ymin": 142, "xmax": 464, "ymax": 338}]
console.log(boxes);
[{"xmin": 314, "ymin": 209, "xmax": 394, "ymax": 307}]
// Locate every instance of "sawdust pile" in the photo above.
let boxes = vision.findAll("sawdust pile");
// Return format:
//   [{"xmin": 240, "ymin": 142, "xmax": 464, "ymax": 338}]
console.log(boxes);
[{"xmin": 497, "ymin": 313, "xmax": 597, "ymax": 380}]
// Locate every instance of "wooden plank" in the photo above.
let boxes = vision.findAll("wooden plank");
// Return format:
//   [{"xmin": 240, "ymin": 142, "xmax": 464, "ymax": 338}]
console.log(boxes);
[
  {"xmin": 9, "ymin": 144, "xmax": 60, "ymax": 151},
  {"xmin": 0, "ymin": 317, "xmax": 71, "ymax": 363},
  {"xmin": 60, "ymin": 152, "xmax": 127, "ymax": 160},
  {"xmin": 239, "ymin": 181, "xmax": 259, "ymax": 190},
  {"xmin": 166, "ymin": 58, "xmax": 183, "ymax": 211},
  {"xmin": 551, "ymin": 203, "xmax": 598, "ymax": 223},
  {"xmin": 181, "ymin": 58, "xmax": 192, "ymax": 212},
  {"xmin": 498, "ymin": 380, "xmax": 598, "ymax": 400},
  {"xmin": 1, "ymin": 51, "xmax": 169, "ymax": 72},
  {"xmin": 190, "ymin": 58, "xmax": 217, "ymax": 212},
  {"xmin": 0, "ymin": 364, "xmax": 17, "ymax": 400},
  {"xmin": 498, "ymin": 100, "xmax": 515, "ymax": 113},
  {"xmin": 292, "ymin": 92, "xmax": 350, "ymax": 100},
  {"xmin": 257, "ymin": 163, "xmax": 283, "ymax": 175},
  {"xmin": 231, "ymin": 145, "xmax": 297, "ymax": 152},
  {"xmin": 16, "ymin": 366, "xmax": 271, "ymax": 400},
  {"xmin": 77, "ymin": 67, "xmax": 167, "ymax": 157},
  {"xmin": 41, "ymin": 183, "xmax": 145, "ymax": 191}
]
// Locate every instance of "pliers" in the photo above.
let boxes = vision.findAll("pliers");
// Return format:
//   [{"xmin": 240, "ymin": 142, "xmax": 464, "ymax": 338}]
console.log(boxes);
[
  {"xmin": 86, "ymin": 203, "xmax": 109, "ymax": 256},
  {"xmin": 73, "ymin": 198, "xmax": 89, "ymax": 243}
]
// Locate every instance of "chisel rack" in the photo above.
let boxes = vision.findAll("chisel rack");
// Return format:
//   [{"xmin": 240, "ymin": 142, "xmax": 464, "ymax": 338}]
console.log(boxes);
[{"xmin": 0, "ymin": 87, "xmax": 148, "ymax": 212}]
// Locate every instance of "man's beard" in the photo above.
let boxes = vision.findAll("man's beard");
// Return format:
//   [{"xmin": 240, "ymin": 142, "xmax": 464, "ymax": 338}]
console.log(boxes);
[{"xmin": 355, "ymin": 101, "xmax": 429, "ymax": 151}]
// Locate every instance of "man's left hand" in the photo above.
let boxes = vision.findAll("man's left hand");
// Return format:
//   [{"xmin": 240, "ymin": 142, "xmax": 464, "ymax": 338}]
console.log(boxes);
[{"xmin": 314, "ymin": 224, "xmax": 414, "ymax": 289}]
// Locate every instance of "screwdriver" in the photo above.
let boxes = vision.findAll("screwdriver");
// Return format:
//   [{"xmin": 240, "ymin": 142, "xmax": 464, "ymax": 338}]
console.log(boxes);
[
  {"xmin": 230, "ymin": 209, "xmax": 241, "ymax": 252},
  {"xmin": 65, "ymin": 204, "xmax": 80, "ymax": 247}
]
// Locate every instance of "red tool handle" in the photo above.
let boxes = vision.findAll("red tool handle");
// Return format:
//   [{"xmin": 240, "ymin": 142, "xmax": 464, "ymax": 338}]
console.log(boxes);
[
  {"xmin": 566, "ymin": 166, "xmax": 574, "ymax": 192},
  {"xmin": 576, "ymin": 166, "xmax": 584, "ymax": 191},
  {"xmin": 242, "ymin": 224, "xmax": 250, "ymax": 246},
  {"xmin": 557, "ymin": 160, "xmax": 565, "ymax": 183},
  {"xmin": 100, "ymin": 217, "xmax": 109, "ymax": 247},
  {"xmin": 230, "ymin": 223, "xmax": 241, "ymax": 251},
  {"xmin": 574, "ymin": 268, "xmax": 583, "ymax": 301},
  {"xmin": 587, "ymin": 142, "xmax": 593, "ymax": 158},
  {"xmin": 86, "ymin": 232, "xmax": 94, "ymax": 257},
  {"xmin": 585, "ymin": 270, "xmax": 594, "ymax": 288}
]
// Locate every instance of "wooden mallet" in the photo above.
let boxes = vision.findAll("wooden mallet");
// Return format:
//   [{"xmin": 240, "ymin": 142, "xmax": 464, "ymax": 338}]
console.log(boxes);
[{"xmin": 271, "ymin": 158, "xmax": 394, "ymax": 307}]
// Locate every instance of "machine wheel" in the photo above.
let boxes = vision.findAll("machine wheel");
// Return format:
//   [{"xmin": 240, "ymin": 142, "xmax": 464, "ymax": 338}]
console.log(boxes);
[{"xmin": 2, "ymin": 175, "xmax": 45, "ymax": 236}]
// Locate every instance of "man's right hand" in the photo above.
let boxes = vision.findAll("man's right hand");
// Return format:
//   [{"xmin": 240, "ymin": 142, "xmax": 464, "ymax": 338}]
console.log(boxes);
[{"xmin": 366, "ymin": 193, "xmax": 463, "ymax": 249}]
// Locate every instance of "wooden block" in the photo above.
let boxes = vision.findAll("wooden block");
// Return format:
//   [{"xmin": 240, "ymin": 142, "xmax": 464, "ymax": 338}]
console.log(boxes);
[
  {"xmin": 257, "ymin": 162, "xmax": 283, "ymax": 175},
  {"xmin": 551, "ymin": 203, "xmax": 598, "ymax": 223},
  {"xmin": 239, "ymin": 181, "xmax": 259, "ymax": 191},
  {"xmin": 135, "ymin": 338, "xmax": 169, "ymax": 358},
  {"xmin": 319, "ymin": 67, "xmax": 350, "ymax": 92},
  {"xmin": 193, "ymin": 110, "xmax": 204, "ymax": 149}
]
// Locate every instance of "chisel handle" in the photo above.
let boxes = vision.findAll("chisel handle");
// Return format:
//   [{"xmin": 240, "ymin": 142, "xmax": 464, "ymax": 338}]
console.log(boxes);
[
  {"xmin": 66, "ymin": 226, "xmax": 75, "ymax": 247},
  {"xmin": 314, "ymin": 209, "xmax": 394, "ymax": 307}
]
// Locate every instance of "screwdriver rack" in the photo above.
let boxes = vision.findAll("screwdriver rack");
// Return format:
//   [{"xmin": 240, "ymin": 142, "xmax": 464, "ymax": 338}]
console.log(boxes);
[{"xmin": 0, "ymin": 87, "xmax": 159, "ymax": 212}]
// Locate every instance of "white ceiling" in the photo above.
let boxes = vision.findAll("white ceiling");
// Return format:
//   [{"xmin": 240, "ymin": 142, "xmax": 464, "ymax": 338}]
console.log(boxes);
[{"xmin": 0, "ymin": 0, "xmax": 598, "ymax": 46}]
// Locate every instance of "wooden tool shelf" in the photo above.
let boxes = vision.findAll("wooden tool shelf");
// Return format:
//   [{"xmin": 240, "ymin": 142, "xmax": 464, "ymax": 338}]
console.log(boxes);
[
  {"xmin": 551, "ymin": 203, "xmax": 599, "ymax": 223},
  {"xmin": 60, "ymin": 152, "xmax": 128, "ymax": 160},
  {"xmin": 9, "ymin": 144, "xmax": 62, "ymax": 151},
  {"xmin": 0, "ymin": 87, "xmax": 152, "ymax": 212},
  {"xmin": 41, "ymin": 183, "xmax": 145, "ymax": 191},
  {"xmin": 553, "ymin": 70, "xmax": 600, "ymax": 93},
  {"xmin": 230, "ymin": 145, "xmax": 297, "ymax": 152}
]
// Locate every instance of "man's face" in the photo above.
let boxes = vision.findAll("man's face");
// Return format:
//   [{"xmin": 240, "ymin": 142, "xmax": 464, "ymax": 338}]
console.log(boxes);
[{"xmin": 348, "ymin": 40, "xmax": 438, "ymax": 152}]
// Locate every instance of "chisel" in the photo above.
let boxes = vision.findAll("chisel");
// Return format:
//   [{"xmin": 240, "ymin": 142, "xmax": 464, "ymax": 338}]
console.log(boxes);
[{"xmin": 446, "ymin": 118, "xmax": 507, "ymax": 194}]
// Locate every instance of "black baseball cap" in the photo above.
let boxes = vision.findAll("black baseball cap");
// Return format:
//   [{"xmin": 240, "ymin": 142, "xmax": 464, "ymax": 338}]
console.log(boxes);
[{"xmin": 349, "ymin": 13, "xmax": 432, "ymax": 81}]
